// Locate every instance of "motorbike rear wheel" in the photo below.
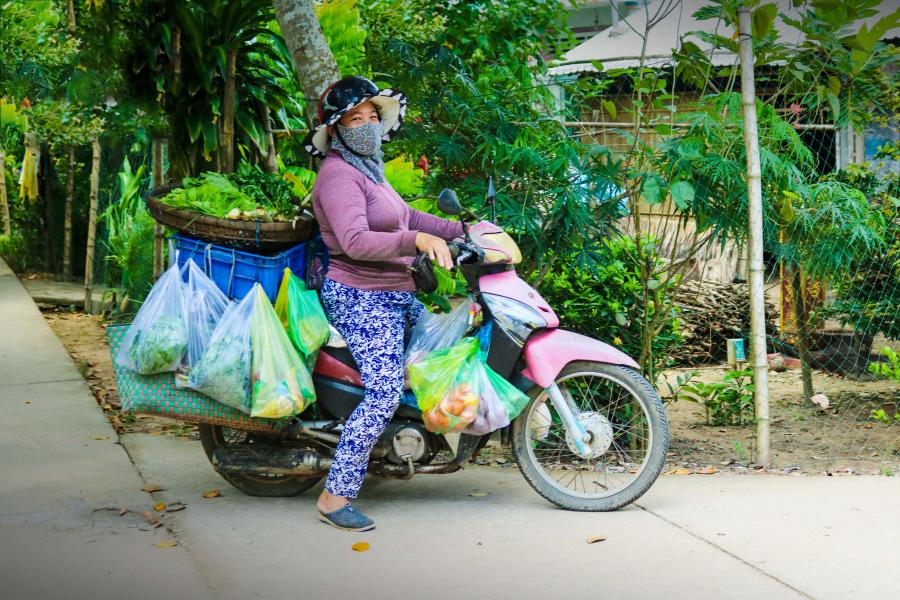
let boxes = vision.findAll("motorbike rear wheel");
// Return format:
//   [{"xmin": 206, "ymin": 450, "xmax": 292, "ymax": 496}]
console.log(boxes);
[
  {"xmin": 511, "ymin": 362, "xmax": 668, "ymax": 511},
  {"xmin": 198, "ymin": 425, "xmax": 323, "ymax": 497}
]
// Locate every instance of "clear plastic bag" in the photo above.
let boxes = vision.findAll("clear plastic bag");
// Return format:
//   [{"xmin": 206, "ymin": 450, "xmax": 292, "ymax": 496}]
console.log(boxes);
[
  {"xmin": 462, "ymin": 362, "xmax": 531, "ymax": 435},
  {"xmin": 189, "ymin": 284, "xmax": 315, "ymax": 417},
  {"xmin": 250, "ymin": 285, "xmax": 316, "ymax": 418},
  {"xmin": 408, "ymin": 337, "xmax": 481, "ymax": 433},
  {"xmin": 404, "ymin": 300, "xmax": 474, "ymax": 367},
  {"xmin": 181, "ymin": 259, "xmax": 232, "ymax": 369},
  {"xmin": 188, "ymin": 289, "xmax": 255, "ymax": 413},
  {"xmin": 115, "ymin": 262, "xmax": 187, "ymax": 374},
  {"xmin": 273, "ymin": 268, "xmax": 330, "ymax": 356}
]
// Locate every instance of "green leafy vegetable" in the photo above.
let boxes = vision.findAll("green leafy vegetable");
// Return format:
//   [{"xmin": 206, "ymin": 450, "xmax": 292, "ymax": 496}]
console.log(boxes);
[
  {"xmin": 129, "ymin": 316, "xmax": 188, "ymax": 374},
  {"xmin": 189, "ymin": 334, "xmax": 251, "ymax": 413},
  {"xmin": 160, "ymin": 165, "xmax": 303, "ymax": 222}
]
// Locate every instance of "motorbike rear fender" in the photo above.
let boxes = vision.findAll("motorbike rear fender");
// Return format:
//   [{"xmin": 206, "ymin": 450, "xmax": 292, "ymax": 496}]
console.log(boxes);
[{"xmin": 521, "ymin": 328, "xmax": 640, "ymax": 388}]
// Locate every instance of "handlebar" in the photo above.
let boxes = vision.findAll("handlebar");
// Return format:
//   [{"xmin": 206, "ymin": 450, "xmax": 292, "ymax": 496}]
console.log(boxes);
[{"xmin": 448, "ymin": 239, "xmax": 482, "ymax": 266}]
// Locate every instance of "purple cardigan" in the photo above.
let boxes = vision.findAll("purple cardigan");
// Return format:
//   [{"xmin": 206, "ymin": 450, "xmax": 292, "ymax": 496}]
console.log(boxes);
[{"xmin": 312, "ymin": 153, "xmax": 464, "ymax": 291}]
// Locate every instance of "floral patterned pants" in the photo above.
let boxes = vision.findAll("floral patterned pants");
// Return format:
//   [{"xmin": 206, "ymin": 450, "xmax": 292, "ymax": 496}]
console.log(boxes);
[{"xmin": 320, "ymin": 278, "xmax": 425, "ymax": 498}]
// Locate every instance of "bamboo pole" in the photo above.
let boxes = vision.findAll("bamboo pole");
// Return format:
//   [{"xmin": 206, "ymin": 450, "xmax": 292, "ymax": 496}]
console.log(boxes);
[
  {"xmin": 737, "ymin": 8, "xmax": 770, "ymax": 466},
  {"xmin": 63, "ymin": 145, "xmax": 75, "ymax": 280},
  {"xmin": 83, "ymin": 138, "xmax": 101, "ymax": 313},
  {"xmin": 0, "ymin": 149, "xmax": 10, "ymax": 236},
  {"xmin": 152, "ymin": 139, "xmax": 165, "ymax": 280}
]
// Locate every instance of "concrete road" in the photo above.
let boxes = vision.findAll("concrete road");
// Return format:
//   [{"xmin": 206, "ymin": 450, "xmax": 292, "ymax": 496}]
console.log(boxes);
[
  {"xmin": 0, "ymin": 259, "xmax": 211, "ymax": 600},
  {"xmin": 122, "ymin": 432, "xmax": 900, "ymax": 600}
]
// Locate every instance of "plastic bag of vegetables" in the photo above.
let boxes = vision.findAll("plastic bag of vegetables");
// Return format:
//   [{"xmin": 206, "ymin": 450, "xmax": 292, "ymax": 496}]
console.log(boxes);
[
  {"xmin": 189, "ymin": 284, "xmax": 314, "ymax": 418},
  {"xmin": 115, "ymin": 263, "xmax": 187, "ymax": 374},
  {"xmin": 404, "ymin": 301, "xmax": 473, "ymax": 367},
  {"xmin": 181, "ymin": 259, "xmax": 232, "ymax": 369},
  {"xmin": 408, "ymin": 336, "xmax": 530, "ymax": 435},
  {"xmin": 408, "ymin": 337, "xmax": 482, "ymax": 433},
  {"xmin": 250, "ymin": 284, "xmax": 316, "ymax": 418},
  {"xmin": 462, "ymin": 362, "xmax": 531, "ymax": 435},
  {"xmin": 188, "ymin": 295, "xmax": 254, "ymax": 413},
  {"xmin": 273, "ymin": 268, "xmax": 330, "ymax": 356}
]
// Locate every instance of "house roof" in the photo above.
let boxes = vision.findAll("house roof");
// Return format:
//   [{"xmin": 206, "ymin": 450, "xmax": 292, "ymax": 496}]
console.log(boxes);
[{"xmin": 549, "ymin": 0, "xmax": 900, "ymax": 77}]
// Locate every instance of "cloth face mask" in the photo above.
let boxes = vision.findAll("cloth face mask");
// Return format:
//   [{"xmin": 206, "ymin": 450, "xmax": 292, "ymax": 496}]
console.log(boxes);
[{"xmin": 336, "ymin": 122, "xmax": 384, "ymax": 157}]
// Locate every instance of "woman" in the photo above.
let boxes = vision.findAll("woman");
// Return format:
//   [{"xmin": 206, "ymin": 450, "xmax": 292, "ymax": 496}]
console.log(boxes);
[{"xmin": 306, "ymin": 76, "xmax": 463, "ymax": 532}]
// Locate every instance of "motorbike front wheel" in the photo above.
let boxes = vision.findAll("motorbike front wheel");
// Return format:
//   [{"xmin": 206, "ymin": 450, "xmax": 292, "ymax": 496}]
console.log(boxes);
[
  {"xmin": 197, "ymin": 425, "xmax": 323, "ymax": 497},
  {"xmin": 512, "ymin": 361, "xmax": 668, "ymax": 511}
]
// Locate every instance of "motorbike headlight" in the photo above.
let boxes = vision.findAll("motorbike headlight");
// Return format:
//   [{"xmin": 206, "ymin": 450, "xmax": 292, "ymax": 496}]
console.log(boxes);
[{"xmin": 482, "ymin": 293, "xmax": 547, "ymax": 345}]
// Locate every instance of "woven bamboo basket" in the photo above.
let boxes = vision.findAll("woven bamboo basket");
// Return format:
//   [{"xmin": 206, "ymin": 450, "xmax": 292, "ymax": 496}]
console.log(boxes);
[{"xmin": 145, "ymin": 184, "xmax": 317, "ymax": 252}]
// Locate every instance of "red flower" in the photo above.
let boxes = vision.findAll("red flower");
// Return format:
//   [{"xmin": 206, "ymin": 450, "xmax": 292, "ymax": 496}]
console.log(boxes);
[{"xmin": 416, "ymin": 155, "xmax": 429, "ymax": 176}]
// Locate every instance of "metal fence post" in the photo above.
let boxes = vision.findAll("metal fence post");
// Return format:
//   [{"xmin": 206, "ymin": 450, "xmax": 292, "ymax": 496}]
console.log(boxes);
[{"xmin": 737, "ymin": 7, "xmax": 771, "ymax": 465}]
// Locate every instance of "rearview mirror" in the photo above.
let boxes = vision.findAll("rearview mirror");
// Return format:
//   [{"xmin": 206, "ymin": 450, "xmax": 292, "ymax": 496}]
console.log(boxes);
[{"xmin": 437, "ymin": 188, "xmax": 462, "ymax": 215}]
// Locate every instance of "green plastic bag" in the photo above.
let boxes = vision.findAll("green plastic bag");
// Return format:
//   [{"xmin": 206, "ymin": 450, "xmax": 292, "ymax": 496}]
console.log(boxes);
[
  {"xmin": 409, "ymin": 336, "xmax": 531, "ymax": 435},
  {"xmin": 408, "ymin": 337, "xmax": 482, "ymax": 433},
  {"xmin": 250, "ymin": 285, "xmax": 317, "ymax": 418},
  {"xmin": 274, "ymin": 268, "xmax": 331, "ymax": 356}
]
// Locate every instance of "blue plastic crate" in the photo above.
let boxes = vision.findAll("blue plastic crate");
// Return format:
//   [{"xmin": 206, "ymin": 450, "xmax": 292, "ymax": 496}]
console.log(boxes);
[{"xmin": 174, "ymin": 234, "xmax": 309, "ymax": 303}]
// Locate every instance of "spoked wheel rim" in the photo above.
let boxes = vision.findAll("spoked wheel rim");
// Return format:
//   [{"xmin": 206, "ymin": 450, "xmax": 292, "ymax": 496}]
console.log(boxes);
[{"xmin": 524, "ymin": 370, "xmax": 654, "ymax": 500}]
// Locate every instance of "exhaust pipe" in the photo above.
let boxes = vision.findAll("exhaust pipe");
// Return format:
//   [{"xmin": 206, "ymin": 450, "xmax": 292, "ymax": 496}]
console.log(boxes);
[{"xmin": 211, "ymin": 447, "xmax": 332, "ymax": 477}]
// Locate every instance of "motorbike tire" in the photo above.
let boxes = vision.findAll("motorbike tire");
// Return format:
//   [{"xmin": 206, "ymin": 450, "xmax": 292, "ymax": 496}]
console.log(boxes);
[
  {"xmin": 511, "ymin": 361, "xmax": 668, "ymax": 512},
  {"xmin": 198, "ymin": 425, "xmax": 323, "ymax": 497}
]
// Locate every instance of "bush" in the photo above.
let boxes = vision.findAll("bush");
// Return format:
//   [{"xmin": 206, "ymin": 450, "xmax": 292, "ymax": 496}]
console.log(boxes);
[
  {"xmin": 0, "ymin": 231, "xmax": 30, "ymax": 272},
  {"xmin": 536, "ymin": 235, "xmax": 682, "ymax": 378}
]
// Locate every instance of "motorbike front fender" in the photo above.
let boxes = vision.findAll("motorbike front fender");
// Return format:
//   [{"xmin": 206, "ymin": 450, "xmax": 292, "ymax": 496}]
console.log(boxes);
[{"xmin": 521, "ymin": 328, "xmax": 640, "ymax": 388}]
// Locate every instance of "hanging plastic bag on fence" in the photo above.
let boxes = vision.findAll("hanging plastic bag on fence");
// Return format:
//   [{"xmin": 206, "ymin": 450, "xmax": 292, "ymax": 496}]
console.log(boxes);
[
  {"xmin": 115, "ymin": 262, "xmax": 187, "ymax": 375},
  {"xmin": 188, "ymin": 290, "xmax": 255, "ymax": 413},
  {"xmin": 274, "ymin": 268, "xmax": 330, "ymax": 356},
  {"xmin": 250, "ymin": 284, "xmax": 316, "ymax": 418},
  {"xmin": 182, "ymin": 259, "xmax": 232, "ymax": 369},
  {"xmin": 408, "ymin": 337, "xmax": 481, "ymax": 433},
  {"xmin": 404, "ymin": 301, "xmax": 474, "ymax": 367},
  {"xmin": 462, "ymin": 361, "xmax": 531, "ymax": 435}
]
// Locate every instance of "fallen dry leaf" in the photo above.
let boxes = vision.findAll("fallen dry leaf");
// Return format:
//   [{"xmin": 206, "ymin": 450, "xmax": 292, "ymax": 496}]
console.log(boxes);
[
  {"xmin": 148, "ymin": 431, "xmax": 163, "ymax": 436},
  {"xmin": 202, "ymin": 489, "xmax": 221, "ymax": 499},
  {"xmin": 586, "ymin": 535, "xmax": 608, "ymax": 544},
  {"xmin": 468, "ymin": 491, "xmax": 490, "ymax": 497},
  {"xmin": 166, "ymin": 502, "xmax": 187, "ymax": 512},
  {"xmin": 142, "ymin": 511, "xmax": 160, "ymax": 525},
  {"xmin": 92, "ymin": 435, "xmax": 110, "ymax": 441},
  {"xmin": 351, "ymin": 542, "xmax": 370, "ymax": 552},
  {"xmin": 694, "ymin": 466, "xmax": 718, "ymax": 475},
  {"xmin": 153, "ymin": 502, "xmax": 167, "ymax": 512},
  {"xmin": 140, "ymin": 485, "xmax": 165, "ymax": 493},
  {"xmin": 154, "ymin": 540, "xmax": 177, "ymax": 548},
  {"xmin": 670, "ymin": 468, "xmax": 691, "ymax": 475},
  {"xmin": 118, "ymin": 508, "xmax": 128, "ymax": 516}
]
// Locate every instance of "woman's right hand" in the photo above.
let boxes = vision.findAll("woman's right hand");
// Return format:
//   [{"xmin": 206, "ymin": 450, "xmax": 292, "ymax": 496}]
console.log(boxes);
[{"xmin": 416, "ymin": 232, "xmax": 453, "ymax": 270}]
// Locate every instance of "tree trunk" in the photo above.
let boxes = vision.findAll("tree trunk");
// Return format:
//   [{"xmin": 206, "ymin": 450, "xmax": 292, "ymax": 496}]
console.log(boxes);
[
  {"xmin": 83, "ymin": 139, "xmax": 100, "ymax": 313},
  {"xmin": 63, "ymin": 145, "xmax": 75, "ymax": 280},
  {"xmin": 152, "ymin": 139, "xmax": 166, "ymax": 281},
  {"xmin": 258, "ymin": 101, "xmax": 278, "ymax": 174},
  {"xmin": 791, "ymin": 266, "xmax": 815, "ymax": 401},
  {"xmin": 67, "ymin": 0, "xmax": 76, "ymax": 33},
  {"xmin": 172, "ymin": 26, "xmax": 182, "ymax": 95},
  {"xmin": 0, "ymin": 149, "xmax": 10, "ymax": 236},
  {"xmin": 273, "ymin": 0, "xmax": 341, "ymax": 127},
  {"xmin": 221, "ymin": 48, "xmax": 238, "ymax": 173}
]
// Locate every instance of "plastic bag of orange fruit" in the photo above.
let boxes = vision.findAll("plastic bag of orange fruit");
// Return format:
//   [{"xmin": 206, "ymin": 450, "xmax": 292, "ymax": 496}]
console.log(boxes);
[{"xmin": 408, "ymin": 337, "xmax": 482, "ymax": 434}]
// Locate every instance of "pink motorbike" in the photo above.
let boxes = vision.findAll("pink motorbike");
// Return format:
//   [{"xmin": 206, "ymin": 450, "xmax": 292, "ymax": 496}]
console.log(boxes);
[{"xmin": 199, "ymin": 189, "xmax": 669, "ymax": 511}]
